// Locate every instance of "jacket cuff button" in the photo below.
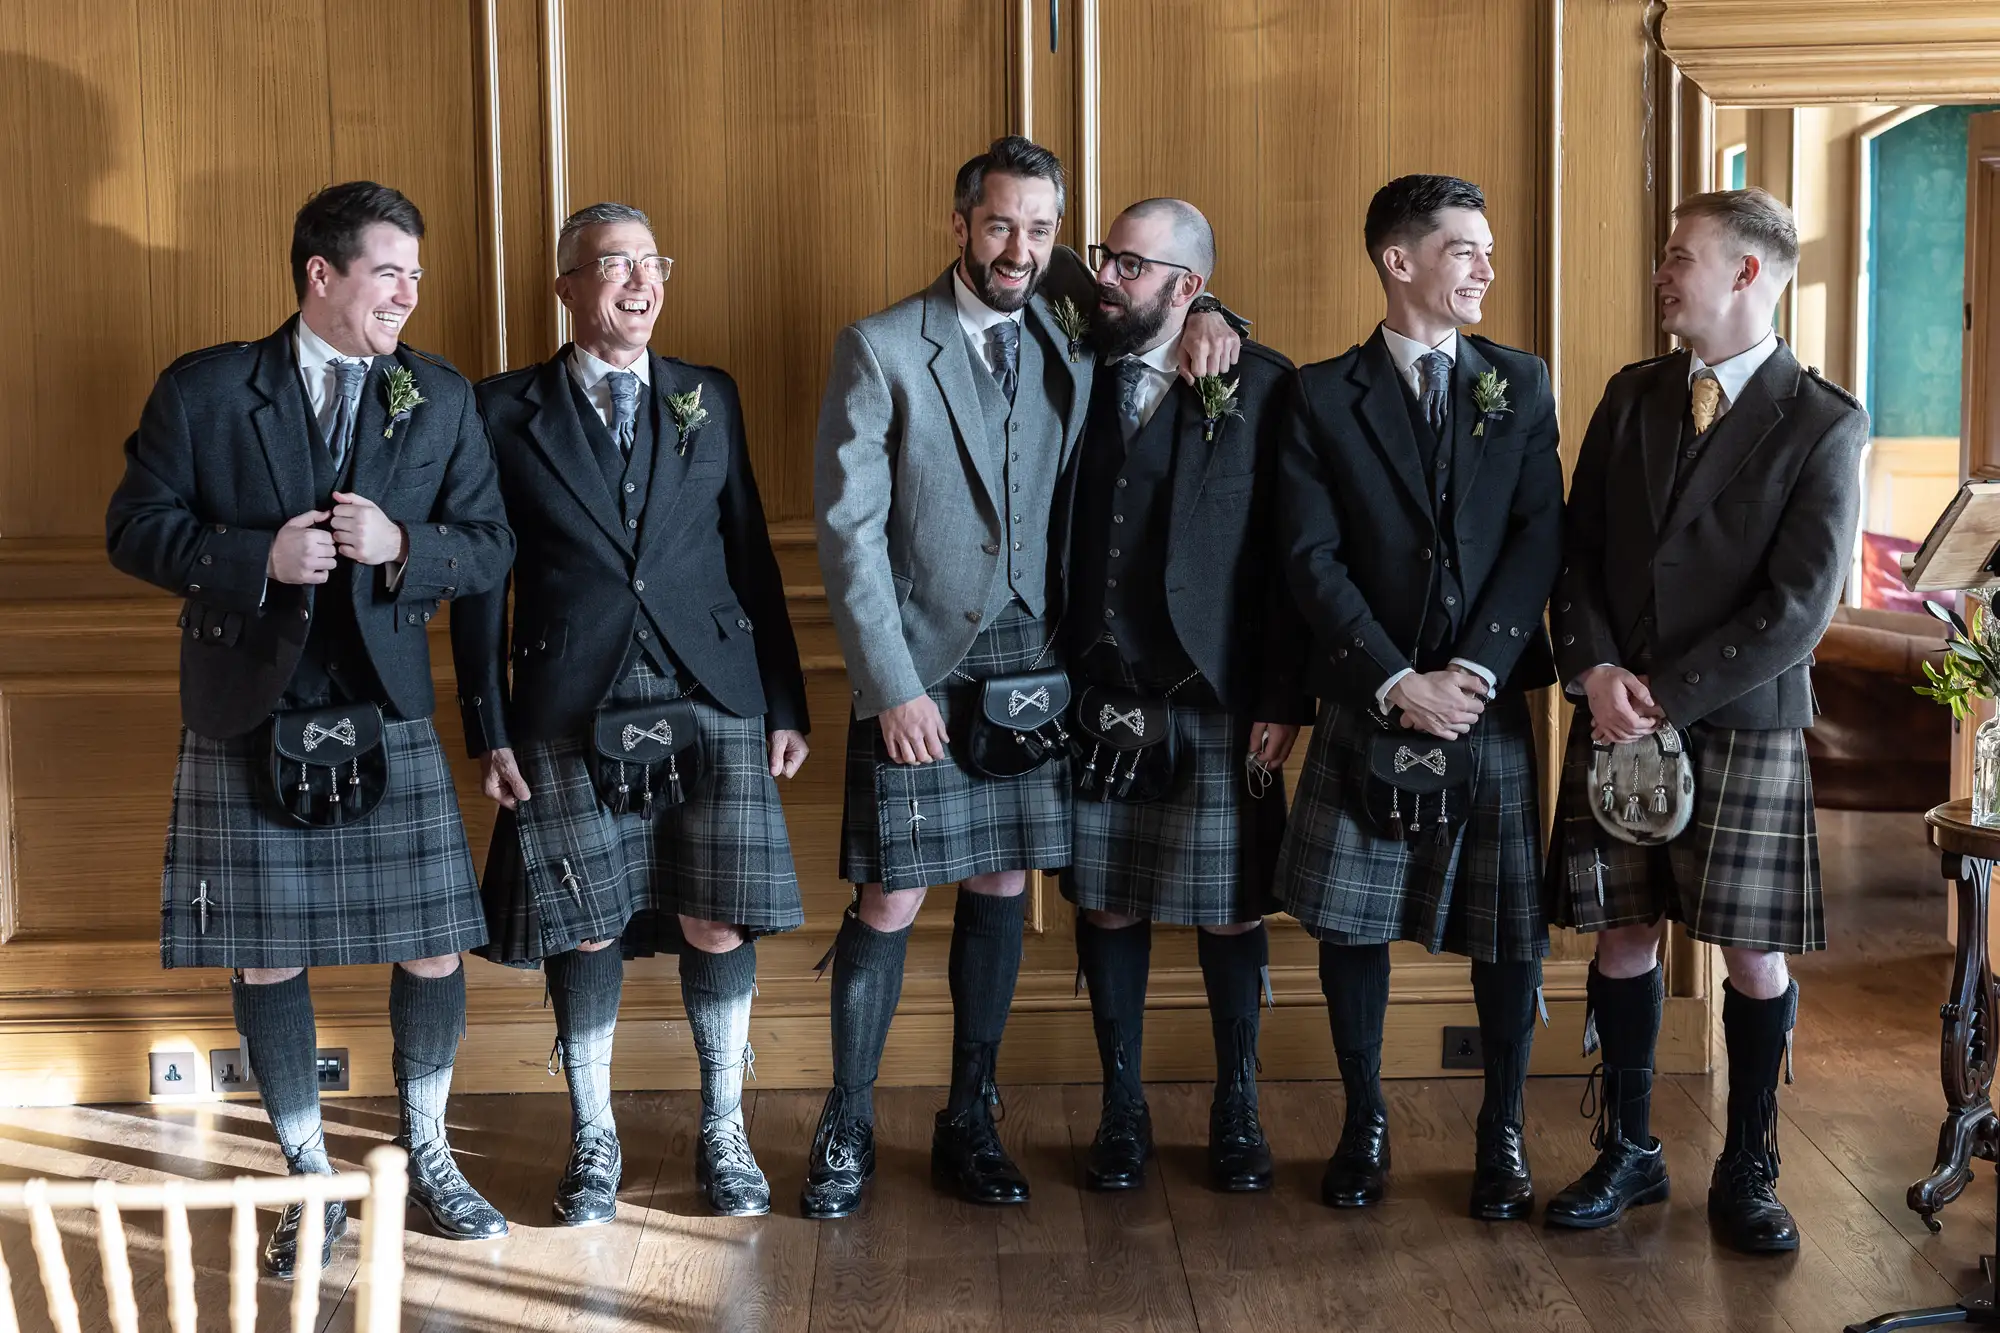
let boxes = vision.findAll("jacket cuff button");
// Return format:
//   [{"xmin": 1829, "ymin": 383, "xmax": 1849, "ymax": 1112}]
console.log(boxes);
[
  {"xmin": 1722, "ymin": 645, "xmax": 1737, "ymax": 658},
  {"xmin": 1562, "ymin": 634, "xmax": 1575, "ymax": 646},
  {"xmin": 1489, "ymin": 622, "xmax": 1501, "ymax": 633},
  {"xmin": 1684, "ymin": 671, "xmax": 1700, "ymax": 684}
]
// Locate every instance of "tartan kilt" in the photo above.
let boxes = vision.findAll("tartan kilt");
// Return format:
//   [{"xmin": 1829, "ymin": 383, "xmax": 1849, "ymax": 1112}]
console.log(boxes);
[
  {"xmin": 1273, "ymin": 696, "xmax": 1548, "ymax": 963},
  {"xmin": 1059, "ymin": 652, "xmax": 1285, "ymax": 925},
  {"xmin": 1544, "ymin": 716, "xmax": 1823, "ymax": 953},
  {"xmin": 161, "ymin": 717, "xmax": 486, "ymax": 970},
  {"xmin": 839, "ymin": 601, "xmax": 1071, "ymax": 893},
  {"xmin": 478, "ymin": 658, "xmax": 802, "ymax": 966}
]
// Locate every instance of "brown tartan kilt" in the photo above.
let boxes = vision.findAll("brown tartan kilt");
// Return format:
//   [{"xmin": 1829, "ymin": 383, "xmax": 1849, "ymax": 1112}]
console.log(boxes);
[{"xmin": 1543, "ymin": 714, "xmax": 1824, "ymax": 953}]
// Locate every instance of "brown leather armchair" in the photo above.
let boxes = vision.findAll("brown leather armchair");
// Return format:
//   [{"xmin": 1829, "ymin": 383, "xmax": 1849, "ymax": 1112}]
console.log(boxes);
[{"xmin": 1806, "ymin": 606, "xmax": 1952, "ymax": 811}]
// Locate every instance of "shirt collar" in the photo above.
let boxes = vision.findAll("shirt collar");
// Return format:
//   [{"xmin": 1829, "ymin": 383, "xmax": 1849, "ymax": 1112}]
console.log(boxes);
[
  {"xmin": 1117, "ymin": 328, "xmax": 1182, "ymax": 379},
  {"xmin": 294, "ymin": 314, "xmax": 371, "ymax": 374},
  {"xmin": 952, "ymin": 267, "xmax": 1023, "ymax": 339},
  {"xmin": 1687, "ymin": 328, "xmax": 1779, "ymax": 406},
  {"xmin": 1379, "ymin": 324, "xmax": 1457, "ymax": 382},
  {"xmin": 568, "ymin": 343, "xmax": 652, "ymax": 392}
]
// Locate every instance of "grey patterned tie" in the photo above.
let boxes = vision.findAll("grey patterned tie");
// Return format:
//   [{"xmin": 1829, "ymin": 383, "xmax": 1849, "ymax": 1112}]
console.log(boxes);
[
  {"xmin": 1115, "ymin": 357, "xmax": 1149, "ymax": 442},
  {"xmin": 606, "ymin": 370, "xmax": 641, "ymax": 453},
  {"xmin": 1416, "ymin": 350, "xmax": 1452, "ymax": 438},
  {"xmin": 328, "ymin": 358, "xmax": 368, "ymax": 470},
  {"xmin": 986, "ymin": 321, "xmax": 1019, "ymax": 404}
]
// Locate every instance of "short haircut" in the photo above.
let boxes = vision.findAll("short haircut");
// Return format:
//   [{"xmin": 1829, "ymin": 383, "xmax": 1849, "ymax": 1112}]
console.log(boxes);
[
  {"xmin": 290, "ymin": 182, "xmax": 425, "ymax": 300},
  {"xmin": 1672, "ymin": 187, "xmax": 1800, "ymax": 277},
  {"xmin": 1363, "ymin": 174, "xmax": 1486, "ymax": 270},
  {"xmin": 1119, "ymin": 197, "xmax": 1216, "ymax": 280},
  {"xmin": 557, "ymin": 201, "xmax": 655, "ymax": 274},
  {"xmin": 954, "ymin": 135, "xmax": 1067, "ymax": 220}
]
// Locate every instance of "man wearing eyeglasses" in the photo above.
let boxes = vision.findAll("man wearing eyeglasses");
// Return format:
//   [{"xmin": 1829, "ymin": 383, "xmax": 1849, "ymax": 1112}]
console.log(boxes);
[
  {"xmin": 1274, "ymin": 175, "xmax": 1563, "ymax": 1222},
  {"xmin": 453, "ymin": 202, "xmax": 810, "ymax": 1224},
  {"xmin": 1058, "ymin": 199, "xmax": 1310, "ymax": 1197},
  {"xmin": 809, "ymin": 137, "xmax": 1243, "ymax": 1218}
]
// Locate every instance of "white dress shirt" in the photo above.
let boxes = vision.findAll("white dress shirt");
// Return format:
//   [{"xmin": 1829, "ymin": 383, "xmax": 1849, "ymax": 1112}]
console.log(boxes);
[
  {"xmin": 1687, "ymin": 327, "xmax": 1779, "ymax": 418},
  {"xmin": 295, "ymin": 316, "xmax": 373, "ymax": 441},
  {"xmin": 953, "ymin": 268, "xmax": 1024, "ymax": 379},
  {"xmin": 1107, "ymin": 330, "xmax": 1182, "ymax": 432},
  {"xmin": 567, "ymin": 343, "xmax": 653, "ymax": 428},
  {"xmin": 1369, "ymin": 323, "xmax": 1494, "ymax": 709}
]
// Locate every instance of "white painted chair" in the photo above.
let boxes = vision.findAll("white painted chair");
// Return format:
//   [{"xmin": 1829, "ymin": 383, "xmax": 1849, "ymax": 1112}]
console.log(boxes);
[{"xmin": 0, "ymin": 1143, "xmax": 407, "ymax": 1333}]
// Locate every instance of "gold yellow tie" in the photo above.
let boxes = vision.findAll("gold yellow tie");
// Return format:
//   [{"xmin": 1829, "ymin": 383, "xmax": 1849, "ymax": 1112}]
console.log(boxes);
[{"xmin": 1690, "ymin": 372, "xmax": 1723, "ymax": 435}]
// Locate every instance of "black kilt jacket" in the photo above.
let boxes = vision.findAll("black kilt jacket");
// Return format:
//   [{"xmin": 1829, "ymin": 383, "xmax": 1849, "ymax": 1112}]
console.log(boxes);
[
  {"xmin": 1551, "ymin": 342, "xmax": 1870, "ymax": 727},
  {"xmin": 105, "ymin": 318, "xmax": 515, "ymax": 738},
  {"xmin": 1278, "ymin": 329, "xmax": 1563, "ymax": 707},
  {"xmin": 452, "ymin": 350, "xmax": 808, "ymax": 753}
]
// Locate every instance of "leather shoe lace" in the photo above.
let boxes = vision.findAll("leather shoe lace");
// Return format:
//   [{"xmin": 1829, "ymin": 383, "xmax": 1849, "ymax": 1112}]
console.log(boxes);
[{"xmin": 697, "ymin": 1119, "xmax": 771, "ymax": 1217}]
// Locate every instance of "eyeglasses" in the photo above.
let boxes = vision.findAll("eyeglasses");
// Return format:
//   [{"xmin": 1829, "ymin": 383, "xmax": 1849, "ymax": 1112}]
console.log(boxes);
[
  {"xmin": 561, "ymin": 254, "xmax": 673, "ymax": 284},
  {"xmin": 1087, "ymin": 244, "xmax": 1192, "ymax": 282}
]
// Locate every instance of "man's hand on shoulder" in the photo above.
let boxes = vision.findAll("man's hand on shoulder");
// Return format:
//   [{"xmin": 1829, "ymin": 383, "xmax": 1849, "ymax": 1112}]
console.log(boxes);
[{"xmin": 1177, "ymin": 309, "xmax": 1241, "ymax": 382}]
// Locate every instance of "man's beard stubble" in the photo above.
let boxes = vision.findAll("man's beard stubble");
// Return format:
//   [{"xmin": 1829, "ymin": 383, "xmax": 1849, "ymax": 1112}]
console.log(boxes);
[
  {"xmin": 962, "ymin": 248, "xmax": 1044, "ymax": 313},
  {"xmin": 1087, "ymin": 279, "xmax": 1176, "ymax": 360}
]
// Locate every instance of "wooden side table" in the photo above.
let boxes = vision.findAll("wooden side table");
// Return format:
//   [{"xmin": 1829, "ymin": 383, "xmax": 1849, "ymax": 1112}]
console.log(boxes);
[{"xmin": 1848, "ymin": 800, "xmax": 2000, "ymax": 1329}]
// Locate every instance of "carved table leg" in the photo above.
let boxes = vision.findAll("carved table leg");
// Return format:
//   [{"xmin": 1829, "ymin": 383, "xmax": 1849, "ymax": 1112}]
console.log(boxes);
[{"xmin": 1909, "ymin": 852, "xmax": 2000, "ymax": 1233}]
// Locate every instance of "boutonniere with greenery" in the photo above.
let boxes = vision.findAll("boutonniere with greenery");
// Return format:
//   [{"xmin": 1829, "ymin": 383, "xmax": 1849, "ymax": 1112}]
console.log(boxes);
[
  {"xmin": 666, "ymin": 384, "xmax": 710, "ymax": 457},
  {"xmin": 1194, "ymin": 374, "xmax": 1241, "ymax": 443},
  {"xmin": 1470, "ymin": 369, "xmax": 1510, "ymax": 437},
  {"xmin": 382, "ymin": 367, "xmax": 427, "ymax": 439},
  {"xmin": 1916, "ymin": 598, "xmax": 2000, "ymax": 718},
  {"xmin": 1051, "ymin": 295, "xmax": 1089, "ymax": 363}
]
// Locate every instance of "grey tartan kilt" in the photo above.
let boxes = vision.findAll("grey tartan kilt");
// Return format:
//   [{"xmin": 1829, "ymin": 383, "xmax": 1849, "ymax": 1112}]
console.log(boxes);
[
  {"xmin": 1544, "ymin": 716, "xmax": 1824, "ymax": 953},
  {"xmin": 1060, "ymin": 658, "xmax": 1286, "ymax": 925},
  {"xmin": 160, "ymin": 717, "xmax": 486, "ymax": 970},
  {"xmin": 479, "ymin": 658, "xmax": 802, "ymax": 965},
  {"xmin": 1273, "ymin": 696, "xmax": 1549, "ymax": 963},
  {"xmin": 839, "ymin": 601, "xmax": 1071, "ymax": 893}
]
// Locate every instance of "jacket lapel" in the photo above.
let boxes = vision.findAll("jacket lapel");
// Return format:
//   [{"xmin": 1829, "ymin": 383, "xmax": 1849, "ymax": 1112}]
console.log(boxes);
[
  {"xmin": 523, "ymin": 349, "xmax": 629, "ymax": 551},
  {"xmin": 638, "ymin": 353, "xmax": 696, "ymax": 551},
  {"xmin": 249, "ymin": 319, "xmax": 316, "ymax": 518},
  {"xmin": 343, "ymin": 356, "xmax": 397, "ymax": 501},
  {"xmin": 1638, "ymin": 349, "xmax": 1692, "ymax": 533},
  {"xmin": 922, "ymin": 267, "xmax": 1003, "ymax": 511},
  {"xmin": 1448, "ymin": 336, "xmax": 1490, "ymax": 528},
  {"xmin": 1350, "ymin": 331, "xmax": 1434, "ymax": 519},
  {"xmin": 1656, "ymin": 343, "xmax": 1797, "ymax": 548},
  {"xmin": 1165, "ymin": 380, "xmax": 1214, "ymax": 543},
  {"xmin": 1026, "ymin": 291, "xmax": 1086, "ymax": 471}
]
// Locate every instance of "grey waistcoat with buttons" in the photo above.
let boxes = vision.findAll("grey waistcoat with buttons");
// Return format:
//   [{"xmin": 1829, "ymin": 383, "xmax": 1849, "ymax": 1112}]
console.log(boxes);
[{"xmin": 969, "ymin": 323, "xmax": 1063, "ymax": 624}]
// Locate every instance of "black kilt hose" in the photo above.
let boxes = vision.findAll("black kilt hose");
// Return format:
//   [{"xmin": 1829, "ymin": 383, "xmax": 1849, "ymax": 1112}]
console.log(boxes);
[
  {"xmin": 1060, "ymin": 651, "xmax": 1286, "ymax": 925},
  {"xmin": 1545, "ymin": 715, "xmax": 1823, "ymax": 953},
  {"xmin": 1274, "ymin": 695, "xmax": 1548, "ymax": 963},
  {"xmin": 840, "ymin": 601, "xmax": 1071, "ymax": 893},
  {"xmin": 161, "ymin": 717, "xmax": 487, "ymax": 970},
  {"xmin": 479, "ymin": 658, "xmax": 802, "ymax": 966}
]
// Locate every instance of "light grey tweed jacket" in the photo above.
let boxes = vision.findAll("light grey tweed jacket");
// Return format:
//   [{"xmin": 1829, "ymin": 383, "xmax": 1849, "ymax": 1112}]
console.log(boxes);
[{"xmin": 814, "ymin": 263, "xmax": 1093, "ymax": 719}]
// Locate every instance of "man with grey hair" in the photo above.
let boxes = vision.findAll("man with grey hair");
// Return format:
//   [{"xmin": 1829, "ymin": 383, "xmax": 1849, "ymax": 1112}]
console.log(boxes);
[
  {"xmin": 454, "ymin": 200, "xmax": 810, "ymax": 1223},
  {"xmin": 1059, "ymin": 197, "xmax": 1308, "ymax": 1195},
  {"xmin": 809, "ymin": 138, "xmax": 1244, "ymax": 1218},
  {"xmin": 1545, "ymin": 186, "xmax": 1868, "ymax": 1251}
]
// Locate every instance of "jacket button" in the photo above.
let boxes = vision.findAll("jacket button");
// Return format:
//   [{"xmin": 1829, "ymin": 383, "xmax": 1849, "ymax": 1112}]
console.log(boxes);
[
  {"xmin": 1509, "ymin": 628, "xmax": 1520, "ymax": 637},
  {"xmin": 624, "ymin": 482, "xmax": 636, "ymax": 494},
  {"xmin": 209, "ymin": 626, "xmax": 222, "ymax": 638},
  {"xmin": 982, "ymin": 543, "xmax": 999, "ymax": 555},
  {"xmin": 1352, "ymin": 635, "xmax": 1364, "ymax": 647},
  {"xmin": 189, "ymin": 628, "xmax": 199, "ymax": 639},
  {"xmin": 1419, "ymin": 548, "xmax": 1433, "ymax": 561},
  {"xmin": 1563, "ymin": 634, "xmax": 1575, "ymax": 646},
  {"xmin": 300, "ymin": 609, "xmax": 310, "ymax": 622},
  {"xmin": 965, "ymin": 610, "xmax": 982, "ymax": 624},
  {"xmin": 1722, "ymin": 645, "xmax": 1738, "ymax": 658},
  {"xmin": 188, "ymin": 583, "xmax": 202, "ymax": 593},
  {"xmin": 1336, "ymin": 649, "xmax": 1348, "ymax": 660},
  {"xmin": 637, "ymin": 629, "xmax": 650, "ymax": 640},
  {"xmin": 443, "ymin": 585, "xmax": 455, "ymax": 596},
  {"xmin": 200, "ymin": 554, "xmax": 213, "ymax": 566},
  {"xmin": 627, "ymin": 518, "xmax": 638, "ymax": 529},
  {"xmin": 634, "ymin": 579, "xmax": 645, "ymax": 592},
  {"xmin": 422, "ymin": 611, "xmax": 432, "ymax": 622},
  {"xmin": 407, "ymin": 613, "xmax": 418, "ymax": 624},
  {"xmin": 737, "ymin": 618, "xmax": 750, "ymax": 630},
  {"xmin": 436, "ymin": 525, "xmax": 449, "ymax": 535},
  {"xmin": 447, "ymin": 557, "xmax": 457, "ymax": 569},
  {"xmin": 1754, "ymin": 617, "xmax": 1768, "ymax": 630},
  {"xmin": 472, "ymin": 696, "xmax": 483, "ymax": 706},
  {"xmin": 537, "ymin": 639, "xmax": 547, "ymax": 650},
  {"xmin": 213, "ymin": 524, "xmax": 228, "ymax": 535},
  {"xmin": 1490, "ymin": 622, "xmax": 1501, "ymax": 633},
  {"xmin": 1685, "ymin": 670, "xmax": 1701, "ymax": 684},
  {"xmin": 1558, "ymin": 602, "xmax": 1571, "ymax": 613}
]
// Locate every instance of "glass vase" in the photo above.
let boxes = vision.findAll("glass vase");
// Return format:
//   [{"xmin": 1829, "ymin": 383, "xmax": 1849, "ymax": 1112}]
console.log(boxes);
[{"xmin": 1976, "ymin": 713, "xmax": 2000, "ymax": 827}]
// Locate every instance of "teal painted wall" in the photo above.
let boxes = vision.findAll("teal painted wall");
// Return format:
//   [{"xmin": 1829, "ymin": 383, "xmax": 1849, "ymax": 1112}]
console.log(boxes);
[{"xmin": 1867, "ymin": 105, "xmax": 2000, "ymax": 437}]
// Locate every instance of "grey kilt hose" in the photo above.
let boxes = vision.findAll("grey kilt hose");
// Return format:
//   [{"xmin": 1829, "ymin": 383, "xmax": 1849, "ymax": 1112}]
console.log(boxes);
[
  {"xmin": 1060, "ymin": 655, "xmax": 1286, "ymax": 925},
  {"xmin": 479, "ymin": 658, "xmax": 803, "ymax": 965},
  {"xmin": 840, "ymin": 600, "xmax": 1071, "ymax": 892},
  {"xmin": 1544, "ymin": 716, "xmax": 1823, "ymax": 953},
  {"xmin": 161, "ymin": 717, "xmax": 486, "ymax": 970},
  {"xmin": 1274, "ymin": 695, "xmax": 1548, "ymax": 963}
]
